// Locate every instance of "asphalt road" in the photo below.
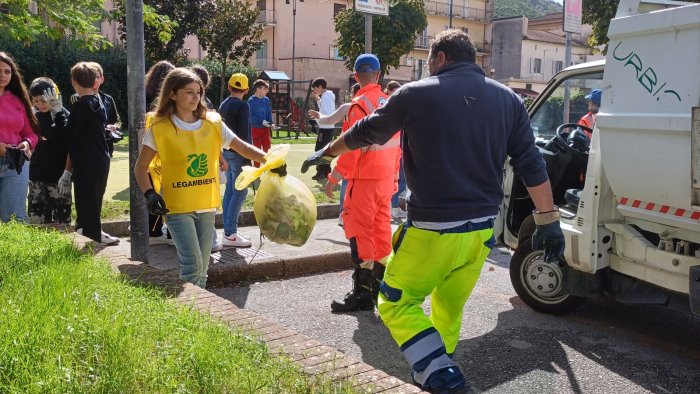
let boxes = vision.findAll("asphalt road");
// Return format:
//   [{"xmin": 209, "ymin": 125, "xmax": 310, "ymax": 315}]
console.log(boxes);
[{"xmin": 211, "ymin": 247, "xmax": 700, "ymax": 394}]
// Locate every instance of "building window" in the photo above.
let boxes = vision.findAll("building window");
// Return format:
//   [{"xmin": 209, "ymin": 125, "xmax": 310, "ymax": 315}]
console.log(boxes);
[
  {"xmin": 460, "ymin": 27, "xmax": 468, "ymax": 34},
  {"xmin": 525, "ymin": 83, "xmax": 532, "ymax": 90},
  {"xmin": 257, "ymin": 0, "xmax": 265, "ymax": 10},
  {"xmin": 417, "ymin": 59, "xmax": 427, "ymax": 80},
  {"xmin": 554, "ymin": 61, "xmax": 563, "ymax": 73},
  {"xmin": 533, "ymin": 58, "xmax": 542, "ymax": 74},
  {"xmin": 256, "ymin": 40, "xmax": 268, "ymax": 69},
  {"xmin": 334, "ymin": 3, "xmax": 346, "ymax": 17}
]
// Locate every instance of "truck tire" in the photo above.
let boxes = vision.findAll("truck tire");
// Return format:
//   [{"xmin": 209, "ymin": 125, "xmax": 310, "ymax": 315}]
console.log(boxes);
[{"xmin": 510, "ymin": 237, "xmax": 586, "ymax": 314}]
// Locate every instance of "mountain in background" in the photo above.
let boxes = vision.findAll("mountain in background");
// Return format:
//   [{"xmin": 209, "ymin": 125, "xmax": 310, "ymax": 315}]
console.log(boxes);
[{"xmin": 494, "ymin": 0, "xmax": 563, "ymax": 19}]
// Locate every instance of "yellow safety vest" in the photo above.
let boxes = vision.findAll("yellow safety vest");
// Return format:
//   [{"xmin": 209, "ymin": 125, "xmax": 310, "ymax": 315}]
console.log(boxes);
[
  {"xmin": 146, "ymin": 114, "xmax": 164, "ymax": 193},
  {"xmin": 150, "ymin": 113, "xmax": 222, "ymax": 214}
]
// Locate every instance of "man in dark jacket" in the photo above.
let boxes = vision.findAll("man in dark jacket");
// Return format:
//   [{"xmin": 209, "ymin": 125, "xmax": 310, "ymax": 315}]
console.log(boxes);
[{"xmin": 302, "ymin": 30, "xmax": 565, "ymax": 393}]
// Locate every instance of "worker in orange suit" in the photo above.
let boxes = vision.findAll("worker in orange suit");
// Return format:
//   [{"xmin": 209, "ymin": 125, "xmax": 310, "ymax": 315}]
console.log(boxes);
[{"xmin": 302, "ymin": 54, "xmax": 401, "ymax": 313}]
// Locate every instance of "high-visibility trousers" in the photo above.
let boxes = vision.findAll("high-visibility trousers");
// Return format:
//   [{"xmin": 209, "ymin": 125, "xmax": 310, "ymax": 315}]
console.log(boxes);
[
  {"xmin": 377, "ymin": 221, "xmax": 494, "ymax": 378},
  {"xmin": 342, "ymin": 178, "xmax": 394, "ymax": 262}
]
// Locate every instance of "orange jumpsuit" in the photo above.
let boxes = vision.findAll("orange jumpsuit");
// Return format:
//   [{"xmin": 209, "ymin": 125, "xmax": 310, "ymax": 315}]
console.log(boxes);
[{"xmin": 333, "ymin": 84, "xmax": 401, "ymax": 263}]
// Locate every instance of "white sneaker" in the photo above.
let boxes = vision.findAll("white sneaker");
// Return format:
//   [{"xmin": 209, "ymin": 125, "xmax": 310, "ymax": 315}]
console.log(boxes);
[
  {"xmin": 100, "ymin": 231, "xmax": 120, "ymax": 245},
  {"xmin": 222, "ymin": 233, "xmax": 252, "ymax": 248},
  {"xmin": 211, "ymin": 238, "xmax": 224, "ymax": 252},
  {"xmin": 149, "ymin": 235, "xmax": 170, "ymax": 246},
  {"xmin": 76, "ymin": 228, "xmax": 119, "ymax": 245},
  {"xmin": 391, "ymin": 207, "xmax": 407, "ymax": 219}
]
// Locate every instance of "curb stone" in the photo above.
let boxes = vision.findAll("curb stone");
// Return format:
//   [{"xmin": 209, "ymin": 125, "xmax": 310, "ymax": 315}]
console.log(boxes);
[
  {"xmin": 71, "ymin": 233, "xmax": 426, "ymax": 393},
  {"xmin": 102, "ymin": 203, "xmax": 341, "ymax": 237}
]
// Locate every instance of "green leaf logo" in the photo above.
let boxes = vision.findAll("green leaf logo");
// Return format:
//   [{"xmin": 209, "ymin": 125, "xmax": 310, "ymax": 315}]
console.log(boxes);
[{"xmin": 186, "ymin": 153, "xmax": 208, "ymax": 178}]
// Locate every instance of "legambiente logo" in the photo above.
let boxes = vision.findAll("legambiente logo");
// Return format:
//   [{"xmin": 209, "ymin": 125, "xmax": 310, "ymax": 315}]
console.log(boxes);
[{"xmin": 186, "ymin": 153, "xmax": 208, "ymax": 178}]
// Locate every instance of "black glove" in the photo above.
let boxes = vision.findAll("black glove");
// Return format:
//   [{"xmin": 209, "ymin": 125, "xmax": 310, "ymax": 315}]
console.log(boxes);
[
  {"xmin": 269, "ymin": 163, "xmax": 287, "ymax": 176},
  {"xmin": 531, "ymin": 209, "xmax": 565, "ymax": 263},
  {"xmin": 144, "ymin": 189, "xmax": 169, "ymax": 216},
  {"xmin": 5, "ymin": 147, "xmax": 28, "ymax": 175},
  {"xmin": 301, "ymin": 147, "xmax": 334, "ymax": 174}
]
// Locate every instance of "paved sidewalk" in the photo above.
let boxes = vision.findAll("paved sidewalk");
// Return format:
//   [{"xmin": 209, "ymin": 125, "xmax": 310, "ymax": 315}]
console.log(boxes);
[{"xmin": 110, "ymin": 217, "xmax": 400, "ymax": 287}]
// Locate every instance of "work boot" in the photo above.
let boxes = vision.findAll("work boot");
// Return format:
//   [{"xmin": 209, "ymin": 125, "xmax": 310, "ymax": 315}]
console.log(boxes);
[
  {"xmin": 331, "ymin": 267, "xmax": 374, "ymax": 313},
  {"xmin": 371, "ymin": 263, "xmax": 386, "ymax": 305}
]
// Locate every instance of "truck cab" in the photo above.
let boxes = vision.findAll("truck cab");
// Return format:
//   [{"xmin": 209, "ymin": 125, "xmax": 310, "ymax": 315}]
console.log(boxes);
[{"xmin": 496, "ymin": 0, "xmax": 700, "ymax": 316}]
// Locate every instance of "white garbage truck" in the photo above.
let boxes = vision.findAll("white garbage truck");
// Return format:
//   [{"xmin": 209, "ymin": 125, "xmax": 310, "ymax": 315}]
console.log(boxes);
[{"xmin": 495, "ymin": 0, "xmax": 700, "ymax": 316}]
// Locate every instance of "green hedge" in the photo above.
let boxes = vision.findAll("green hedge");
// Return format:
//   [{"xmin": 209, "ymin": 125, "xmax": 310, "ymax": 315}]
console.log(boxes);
[
  {"xmin": 0, "ymin": 34, "xmax": 260, "ymax": 132},
  {"xmin": 0, "ymin": 34, "xmax": 129, "ymax": 130}
]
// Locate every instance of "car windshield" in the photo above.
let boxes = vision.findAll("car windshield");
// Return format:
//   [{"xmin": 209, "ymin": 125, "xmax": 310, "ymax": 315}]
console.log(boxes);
[{"xmin": 530, "ymin": 72, "xmax": 604, "ymax": 142}]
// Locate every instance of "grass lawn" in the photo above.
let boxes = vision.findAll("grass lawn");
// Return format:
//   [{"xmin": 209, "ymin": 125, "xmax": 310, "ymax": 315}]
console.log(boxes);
[
  {"xmin": 0, "ymin": 222, "xmax": 357, "ymax": 393},
  {"xmin": 103, "ymin": 140, "xmax": 340, "ymax": 221}
]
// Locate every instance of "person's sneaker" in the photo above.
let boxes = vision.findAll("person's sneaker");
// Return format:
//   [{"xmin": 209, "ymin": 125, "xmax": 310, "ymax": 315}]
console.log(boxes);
[
  {"xmin": 100, "ymin": 231, "xmax": 120, "ymax": 245},
  {"xmin": 149, "ymin": 235, "xmax": 170, "ymax": 245},
  {"xmin": 338, "ymin": 214, "xmax": 344, "ymax": 227},
  {"xmin": 391, "ymin": 207, "xmax": 407, "ymax": 219},
  {"xmin": 222, "ymin": 233, "xmax": 252, "ymax": 248},
  {"xmin": 211, "ymin": 239, "xmax": 224, "ymax": 252}
]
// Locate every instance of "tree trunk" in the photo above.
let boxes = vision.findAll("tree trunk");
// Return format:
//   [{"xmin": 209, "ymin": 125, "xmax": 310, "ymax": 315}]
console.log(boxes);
[{"xmin": 219, "ymin": 59, "xmax": 227, "ymax": 103}]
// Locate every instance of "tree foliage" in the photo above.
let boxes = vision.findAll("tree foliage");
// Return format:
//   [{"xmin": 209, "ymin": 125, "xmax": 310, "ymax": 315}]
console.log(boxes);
[
  {"xmin": 494, "ymin": 0, "xmax": 562, "ymax": 19},
  {"xmin": 0, "ymin": 0, "xmax": 173, "ymax": 51},
  {"xmin": 334, "ymin": 0, "xmax": 427, "ymax": 77},
  {"xmin": 114, "ymin": 0, "xmax": 215, "ymax": 64},
  {"xmin": 197, "ymin": 0, "xmax": 264, "ymax": 102},
  {"xmin": 583, "ymin": 0, "xmax": 700, "ymax": 49}
]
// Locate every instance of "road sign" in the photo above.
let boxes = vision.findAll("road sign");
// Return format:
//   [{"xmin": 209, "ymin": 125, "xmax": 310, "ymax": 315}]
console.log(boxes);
[
  {"xmin": 355, "ymin": 0, "xmax": 389, "ymax": 16},
  {"xmin": 563, "ymin": 0, "xmax": 582, "ymax": 34}
]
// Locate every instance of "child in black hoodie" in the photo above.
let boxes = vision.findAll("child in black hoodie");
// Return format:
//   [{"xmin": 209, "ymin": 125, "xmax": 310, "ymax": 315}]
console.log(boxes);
[{"xmin": 43, "ymin": 62, "xmax": 117, "ymax": 245}]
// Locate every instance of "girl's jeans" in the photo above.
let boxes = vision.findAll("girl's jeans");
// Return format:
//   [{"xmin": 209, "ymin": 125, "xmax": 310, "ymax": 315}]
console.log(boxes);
[
  {"xmin": 0, "ymin": 157, "xmax": 29, "ymax": 222},
  {"xmin": 222, "ymin": 151, "xmax": 249, "ymax": 237}
]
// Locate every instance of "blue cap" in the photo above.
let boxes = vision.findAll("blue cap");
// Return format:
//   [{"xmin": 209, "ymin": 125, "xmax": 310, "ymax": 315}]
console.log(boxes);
[
  {"xmin": 585, "ymin": 89, "xmax": 602, "ymax": 106},
  {"xmin": 354, "ymin": 54, "xmax": 381, "ymax": 72}
]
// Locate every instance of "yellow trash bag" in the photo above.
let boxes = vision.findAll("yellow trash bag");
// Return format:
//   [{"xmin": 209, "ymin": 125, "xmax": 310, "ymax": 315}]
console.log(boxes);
[{"xmin": 235, "ymin": 144, "xmax": 317, "ymax": 246}]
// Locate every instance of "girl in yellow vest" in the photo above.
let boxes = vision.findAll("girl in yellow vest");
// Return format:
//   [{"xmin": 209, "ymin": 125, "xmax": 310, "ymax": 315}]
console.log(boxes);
[{"xmin": 135, "ymin": 68, "xmax": 267, "ymax": 288}]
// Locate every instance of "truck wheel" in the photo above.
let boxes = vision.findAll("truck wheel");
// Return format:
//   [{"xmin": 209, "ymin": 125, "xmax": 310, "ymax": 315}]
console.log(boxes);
[{"xmin": 510, "ymin": 237, "xmax": 586, "ymax": 314}]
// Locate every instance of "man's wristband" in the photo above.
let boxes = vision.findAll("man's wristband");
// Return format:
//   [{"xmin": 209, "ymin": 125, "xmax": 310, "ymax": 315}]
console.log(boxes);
[{"xmin": 533, "ymin": 206, "xmax": 560, "ymax": 225}]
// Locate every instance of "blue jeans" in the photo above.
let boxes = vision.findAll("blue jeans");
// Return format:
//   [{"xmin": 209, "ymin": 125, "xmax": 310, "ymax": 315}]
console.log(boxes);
[
  {"xmin": 339, "ymin": 179, "xmax": 348, "ymax": 211},
  {"xmin": 222, "ymin": 151, "xmax": 248, "ymax": 236},
  {"xmin": 391, "ymin": 160, "xmax": 406, "ymax": 208},
  {"xmin": 165, "ymin": 211, "xmax": 215, "ymax": 288},
  {"xmin": 0, "ymin": 157, "xmax": 29, "ymax": 222}
]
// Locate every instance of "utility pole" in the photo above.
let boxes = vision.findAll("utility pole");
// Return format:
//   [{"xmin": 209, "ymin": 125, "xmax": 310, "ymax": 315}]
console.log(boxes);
[
  {"xmin": 364, "ymin": 13, "xmax": 372, "ymax": 53},
  {"xmin": 126, "ymin": 0, "xmax": 149, "ymax": 262},
  {"xmin": 562, "ymin": 32, "xmax": 572, "ymax": 124},
  {"xmin": 449, "ymin": 0, "xmax": 453, "ymax": 28}
]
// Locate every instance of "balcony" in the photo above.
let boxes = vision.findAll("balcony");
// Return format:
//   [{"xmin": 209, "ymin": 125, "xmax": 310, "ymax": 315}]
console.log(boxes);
[
  {"xmin": 424, "ymin": 1, "xmax": 488, "ymax": 23},
  {"xmin": 415, "ymin": 35, "xmax": 432, "ymax": 49},
  {"xmin": 257, "ymin": 10, "xmax": 276, "ymax": 25}
]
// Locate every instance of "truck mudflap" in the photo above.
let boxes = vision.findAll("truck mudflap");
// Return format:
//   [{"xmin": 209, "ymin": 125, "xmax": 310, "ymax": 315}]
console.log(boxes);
[{"xmin": 691, "ymin": 265, "xmax": 700, "ymax": 316}]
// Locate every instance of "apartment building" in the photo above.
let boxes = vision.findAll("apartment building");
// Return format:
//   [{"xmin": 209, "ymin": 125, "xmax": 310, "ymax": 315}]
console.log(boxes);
[
  {"xmin": 408, "ymin": 0, "xmax": 493, "ymax": 81},
  {"xmin": 491, "ymin": 12, "xmax": 603, "ymax": 95},
  {"xmin": 97, "ymin": 1, "xmax": 493, "ymax": 100}
]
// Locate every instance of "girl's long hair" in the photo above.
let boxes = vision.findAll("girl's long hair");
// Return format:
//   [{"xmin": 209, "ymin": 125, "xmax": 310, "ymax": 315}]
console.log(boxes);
[
  {"xmin": 145, "ymin": 60, "xmax": 175, "ymax": 109},
  {"xmin": 149, "ymin": 67, "xmax": 207, "ymax": 127},
  {"xmin": 0, "ymin": 52, "xmax": 39, "ymax": 132}
]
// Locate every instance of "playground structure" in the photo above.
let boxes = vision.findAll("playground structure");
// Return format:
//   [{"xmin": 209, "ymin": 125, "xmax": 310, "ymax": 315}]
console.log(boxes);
[{"xmin": 256, "ymin": 70, "xmax": 316, "ymax": 139}]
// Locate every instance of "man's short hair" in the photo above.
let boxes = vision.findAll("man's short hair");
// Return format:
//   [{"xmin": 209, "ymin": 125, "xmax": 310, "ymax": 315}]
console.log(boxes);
[
  {"xmin": 430, "ymin": 29, "xmax": 476, "ymax": 64},
  {"xmin": 311, "ymin": 77, "xmax": 327, "ymax": 89},
  {"xmin": 253, "ymin": 79, "xmax": 269, "ymax": 90},
  {"xmin": 355, "ymin": 71, "xmax": 378, "ymax": 85},
  {"xmin": 87, "ymin": 62, "xmax": 103, "ymax": 78},
  {"xmin": 71, "ymin": 62, "xmax": 98, "ymax": 89}
]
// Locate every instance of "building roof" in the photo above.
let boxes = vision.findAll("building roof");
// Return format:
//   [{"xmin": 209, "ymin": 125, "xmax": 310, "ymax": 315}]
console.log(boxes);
[
  {"xmin": 257, "ymin": 70, "xmax": 291, "ymax": 81},
  {"xmin": 525, "ymin": 29, "xmax": 587, "ymax": 46},
  {"xmin": 511, "ymin": 87, "xmax": 540, "ymax": 97}
]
